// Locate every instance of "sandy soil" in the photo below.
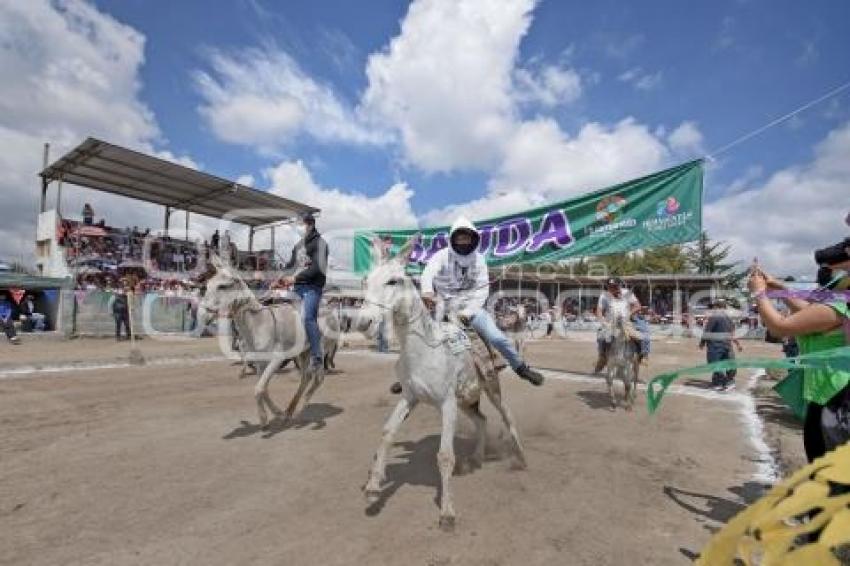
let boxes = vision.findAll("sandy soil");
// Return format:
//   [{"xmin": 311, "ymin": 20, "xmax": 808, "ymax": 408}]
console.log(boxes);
[{"xmin": 0, "ymin": 337, "xmax": 800, "ymax": 566}]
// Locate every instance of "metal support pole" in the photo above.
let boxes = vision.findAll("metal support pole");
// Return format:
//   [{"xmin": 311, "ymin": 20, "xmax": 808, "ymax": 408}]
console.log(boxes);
[
  {"xmin": 56, "ymin": 175, "xmax": 63, "ymax": 217},
  {"xmin": 164, "ymin": 206, "xmax": 170, "ymax": 235},
  {"xmin": 248, "ymin": 226, "xmax": 254, "ymax": 252},
  {"xmin": 185, "ymin": 210, "xmax": 189, "ymax": 241},
  {"xmin": 40, "ymin": 143, "xmax": 49, "ymax": 213},
  {"xmin": 270, "ymin": 226, "xmax": 276, "ymax": 252}
]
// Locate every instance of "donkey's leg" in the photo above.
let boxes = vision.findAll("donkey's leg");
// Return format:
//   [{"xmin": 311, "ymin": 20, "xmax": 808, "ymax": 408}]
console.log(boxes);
[
  {"xmin": 606, "ymin": 367, "xmax": 617, "ymax": 411},
  {"xmin": 282, "ymin": 352, "xmax": 312, "ymax": 421},
  {"xmin": 253, "ymin": 360, "xmax": 279, "ymax": 428},
  {"xmin": 364, "ymin": 397, "xmax": 414, "ymax": 502},
  {"xmin": 460, "ymin": 401, "xmax": 486, "ymax": 471},
  {"xmin": 622, "ymin": 364, "xmax": 633, "ymax": 412},
  {"xmin": 483, "ymin": 380, "xmax": 527, "ymax": 469},
  {"xmin": 300, "ymin": 356, "xmax": 327, "ymax": 412},
  {"xmin": 262, "ymin": 357, "xmax": 287, "ymax": 418},
  {"xmin": 437, "ymin": 398, "xmax": 458, "ymax": 531}
]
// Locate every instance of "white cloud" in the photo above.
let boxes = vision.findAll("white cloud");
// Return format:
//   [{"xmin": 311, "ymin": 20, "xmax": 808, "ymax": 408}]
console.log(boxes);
[
  {"xmin": 236, "ymin": 174, "xmax": 255, "ymax": 187},
  {"xmin": 618, "ymin": 67, "xmax": 663, "ymax": 91},
  {"xmin": 514, "ymin": 63, "xmax": 582, "ymax": 107},
  {"xmin": 667, "ymin": 121, "xmax": 705, "ymax": 156},
  {"xmin": 0, "ymin": 0, "xmax": 204, "ymax": 266},
  {"xmin": 491, "ymin": 117, "xmax": 670, "ymax": 199},
  {"xmin": 194, "ymin": 48, "xmax": 388, "ymax": 154},
  {"xmin": 362, "ymin": 0, "xmax": 536, "ymax": 172},
  {"xmin": 263, "ymin": 160, "xmax": 418, "ymax": 269},
  {"xmin": 705, "ymin": 121, "xmax": 850, "ymax": 275}
]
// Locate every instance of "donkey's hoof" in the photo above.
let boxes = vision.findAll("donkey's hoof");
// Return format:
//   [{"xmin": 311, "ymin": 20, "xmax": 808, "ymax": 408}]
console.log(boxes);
[
  {"xmin": 364, "ymin": 489, "xmax": 381, "ymax": 504},
  {"xmin": 510, "ymin": 457, "xmax": 528, "ymax": 471},
  {"xmin": 439, "ymin": 515, "xmax": 456, "ymax": 532}
]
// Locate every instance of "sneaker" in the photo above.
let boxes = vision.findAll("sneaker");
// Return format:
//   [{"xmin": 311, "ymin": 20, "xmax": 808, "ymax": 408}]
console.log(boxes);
[
  {"xmin": 515, "ymin": 364, "xmax": 544, "ymax": 386},
  {"xmin": 389, "ymin": 381, "xmax": 403, "ymax": 394},
  {"xmin": 10, "ymin": 336, "xmax": 21, "ymax": 345},
  {"xmin": 723, "ymin": 382, "xmax": 736, "ymax": 393}
]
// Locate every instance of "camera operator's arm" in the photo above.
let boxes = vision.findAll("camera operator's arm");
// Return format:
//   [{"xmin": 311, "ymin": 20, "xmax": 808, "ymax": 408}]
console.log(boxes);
[
  {"xmin": 749, "ymin": 273, "xmax": 841, "ymax": 337},
  {"xmin": 758, "ymin": 269, "xmax": 809, "ymax": 313}
]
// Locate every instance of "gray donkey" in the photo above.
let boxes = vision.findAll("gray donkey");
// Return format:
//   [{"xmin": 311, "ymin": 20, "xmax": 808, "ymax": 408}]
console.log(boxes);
[
  {"xmin": 601, "ymin": 311, "xmax": 641, "ymax": 411},
  {"xmin": 358, "ymin": 240, "xmax": 527, "ymax": 531},
  {"xmin": 200, "ymin": 255, "xmax": 326, "ymax": 428}
]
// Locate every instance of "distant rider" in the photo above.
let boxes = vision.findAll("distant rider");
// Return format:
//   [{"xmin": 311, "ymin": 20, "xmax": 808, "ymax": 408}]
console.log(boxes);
[
  {"xmin": 593, "ymin": 277, "xmax": 650, "ymax": 373},
  {"xmin": 281, "ymin": 213, "xmax": 328, "ymax": 372}
]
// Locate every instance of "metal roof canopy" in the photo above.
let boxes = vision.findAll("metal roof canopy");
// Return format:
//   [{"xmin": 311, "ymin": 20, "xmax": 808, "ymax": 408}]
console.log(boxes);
[{"xmin": 39, "ymin": 137, "xmax": 319, "ymax": 228}]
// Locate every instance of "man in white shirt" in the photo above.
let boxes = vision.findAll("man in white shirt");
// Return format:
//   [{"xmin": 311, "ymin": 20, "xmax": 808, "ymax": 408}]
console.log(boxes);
[
  {"xmin": 593, "ymin": 277, "xmax": 650, "ymax": 373},
  {"xmin": 420, "ymin": 217, "xmax": 544, "ymax": 386}
]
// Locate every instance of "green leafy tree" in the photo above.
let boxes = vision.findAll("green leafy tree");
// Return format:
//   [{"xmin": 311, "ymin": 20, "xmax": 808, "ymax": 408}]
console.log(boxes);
[{"xmin": 685, "ymin": 231, "xmax": 737, "ymax": 276}]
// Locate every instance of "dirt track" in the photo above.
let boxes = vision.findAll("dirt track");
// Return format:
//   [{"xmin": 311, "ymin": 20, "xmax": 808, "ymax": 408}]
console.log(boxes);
[{"xmin": 1, "ymin": 338, "xmax": 794, "ymax": 565}]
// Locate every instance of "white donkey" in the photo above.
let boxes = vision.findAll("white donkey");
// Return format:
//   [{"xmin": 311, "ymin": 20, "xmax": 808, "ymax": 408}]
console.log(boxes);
[
  {"xmin": 200, "ymin": 255, "xmax": 326, "ymax": 428},
  {"xmin": 359, "ymin": 241, "xmax": 527, "ymax": 530},
  {"xmin": 601, "ymin": 311, "xmax": 640, "ymax": 411}
]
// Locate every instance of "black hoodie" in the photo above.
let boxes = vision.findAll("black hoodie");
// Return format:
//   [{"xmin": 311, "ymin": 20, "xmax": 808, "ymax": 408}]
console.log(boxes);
[{"xmin": 284, "ymin": 229, "xmax": 329, "ymax": 288}]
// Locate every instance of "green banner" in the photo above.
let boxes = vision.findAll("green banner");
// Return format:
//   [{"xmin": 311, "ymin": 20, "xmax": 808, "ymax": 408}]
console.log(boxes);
[
  {"xmin": 354, "ymin": 160, "xmax": 703, "ymax": 273},
  {"xmin": 645, "ymin": 346, "xmax": 850, "ymax": 415}
]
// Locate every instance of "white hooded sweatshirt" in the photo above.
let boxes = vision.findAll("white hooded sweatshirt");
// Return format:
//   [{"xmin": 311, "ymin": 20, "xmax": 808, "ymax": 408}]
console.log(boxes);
[{"xmin": 420, "ymin": 217, "xmax": 489, "ymax": 318}]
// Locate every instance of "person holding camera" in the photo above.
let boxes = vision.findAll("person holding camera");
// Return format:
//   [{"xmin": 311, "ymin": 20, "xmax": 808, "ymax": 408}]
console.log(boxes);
[{"xmin": 749, "ymin": 236, "xmax": 850, "ymax": 461}]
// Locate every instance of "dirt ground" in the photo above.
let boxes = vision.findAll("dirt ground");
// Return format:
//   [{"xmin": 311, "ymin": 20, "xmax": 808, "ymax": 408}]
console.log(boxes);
[{"xmin": 0, "ymin": 336, "xmax": 802, "ymax": 565}]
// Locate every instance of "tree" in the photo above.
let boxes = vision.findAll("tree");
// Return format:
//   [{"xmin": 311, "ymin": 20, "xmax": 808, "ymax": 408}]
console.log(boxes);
[
  {"xmin": 685, "ymin": 231, "xmax": 737, "ymax": 276},
  {"xmin": 640, "ymin": 244, "xmax": 689, "ymax": 273}
]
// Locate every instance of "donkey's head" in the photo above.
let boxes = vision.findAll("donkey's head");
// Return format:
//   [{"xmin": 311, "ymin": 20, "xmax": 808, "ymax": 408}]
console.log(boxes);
[
  {"xmin": 359, "ymin": 236, "xmax": 418, "ymax": 331},
  {"xmin": 199, "ymin": 254, "xmax": 255, "ymax": 316}
]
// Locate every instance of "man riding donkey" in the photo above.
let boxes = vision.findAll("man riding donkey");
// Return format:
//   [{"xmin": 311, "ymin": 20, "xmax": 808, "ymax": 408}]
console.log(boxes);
[
  {"xmin": 278, "ymin": 213, "xmax": 329, "ymax": 374},
  {"xmin": 389, "ymin": 217, "xmax": 545, "ymax": 393},
  {"xmin": 593, "ymin": 276, "xmax": 651, "ymax": 375}
]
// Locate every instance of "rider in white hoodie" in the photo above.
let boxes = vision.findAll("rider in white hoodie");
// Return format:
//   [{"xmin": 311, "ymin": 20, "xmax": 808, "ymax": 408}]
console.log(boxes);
[{"xmin": 421, "ymin": 217, "xmax": 544, "ymax": 386}]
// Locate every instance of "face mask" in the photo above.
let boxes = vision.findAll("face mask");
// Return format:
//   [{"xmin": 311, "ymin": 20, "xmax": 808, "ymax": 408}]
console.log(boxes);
[{"xmin": 818, "ymin": 266, "xmax": 850, "ymax": 290}]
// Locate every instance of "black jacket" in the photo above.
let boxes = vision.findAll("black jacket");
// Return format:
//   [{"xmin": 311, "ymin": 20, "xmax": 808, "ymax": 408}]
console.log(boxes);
[
  {"xmin": 285, "ymin": 229, "xmax": 329, "ymax": 288},
  {"xmin": 112, "ymin": 292, "xmax": 129, "ymax": 315}
]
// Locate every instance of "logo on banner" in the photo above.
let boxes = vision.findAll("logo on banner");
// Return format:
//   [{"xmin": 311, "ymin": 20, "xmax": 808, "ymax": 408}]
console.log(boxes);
[
  {"xmin": 656, "ymin": 196, "xmax": 680, "ymax": 218},
  {"xmin": 644, "ymin": 196, "xmax": 693, "ymax": 232},
  {"xmin": 587, "ymin": 194, "xmax": 636, "ymax": 237},
  {"xmin": 596, "ymin": 195, "xmax": 627, "ymax": 223}
]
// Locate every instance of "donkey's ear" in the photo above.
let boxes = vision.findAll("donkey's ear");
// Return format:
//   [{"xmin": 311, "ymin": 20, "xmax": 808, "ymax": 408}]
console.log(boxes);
[
  {"xmin": 209, "ymin": 253, "xmax": 224, "ymax": 270},
  {"xmin": 370, "ymin": 235, "xmax": 386, "ymax": 266},
  {"xmin": 394, "ymin": 233, "xmax": 419, "ymax": 265}
]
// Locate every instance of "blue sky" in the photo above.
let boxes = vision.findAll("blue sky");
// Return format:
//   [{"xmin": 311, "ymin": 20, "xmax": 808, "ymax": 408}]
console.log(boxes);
[
  {"xmin": 92, "ymin": 0, "xmax": 849, "ymax": 210},
  {"xmin": 1, "ymin": 0, "xmax": 848, "ymax": 272}
]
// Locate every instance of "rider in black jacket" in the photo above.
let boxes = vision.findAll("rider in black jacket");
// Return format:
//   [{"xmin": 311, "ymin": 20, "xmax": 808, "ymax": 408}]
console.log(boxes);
[{"xmin": 282, "ymin": 214, "xmax": 328, "ymax": 370}]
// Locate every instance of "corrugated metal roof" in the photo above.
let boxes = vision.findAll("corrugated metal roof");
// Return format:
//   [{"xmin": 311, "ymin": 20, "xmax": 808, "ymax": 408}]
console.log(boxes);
[
  {"xmin": 40, "ymin": 138, "xmax": 319, "ymax": 227},
  {"xmin": 0, "ymin": 273, "xmax": 71, "ymax": 290}
]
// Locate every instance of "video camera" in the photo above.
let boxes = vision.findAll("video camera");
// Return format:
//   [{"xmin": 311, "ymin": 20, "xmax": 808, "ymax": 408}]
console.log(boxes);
[
  {"xmin": 814, "ymin": 236, "xmax": 850, "ymax": 289},
  {"xmin": 814, "ymin": 236, "xmax": 850, "ymax": 266}
]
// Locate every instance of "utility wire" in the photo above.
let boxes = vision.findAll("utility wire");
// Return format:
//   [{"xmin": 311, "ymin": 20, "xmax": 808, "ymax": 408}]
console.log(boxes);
[{"xmin": 705, "ymin": 79, "xmax": 850, "ymax": 161}]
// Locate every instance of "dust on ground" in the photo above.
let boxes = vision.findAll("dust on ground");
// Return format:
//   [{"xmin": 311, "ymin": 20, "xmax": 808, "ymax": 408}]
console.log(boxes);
[{"xmin": 0, "ymin": 336, "xmax": 802, "ymax": 566}]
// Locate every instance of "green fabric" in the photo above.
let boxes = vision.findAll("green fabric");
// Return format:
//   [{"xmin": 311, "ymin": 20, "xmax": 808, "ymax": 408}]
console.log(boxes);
[
  {"xmin": 796, "ymin": 302, "xmax": 850, "ymax": 405},
  {"xmin": 646, "ymin": 346, "xmax": 850, "ymax": 415},
  {"xmin": 353, "ymin": 160, "xmax": 703, "ymax": 273},
  {"xmin": 773, "ymin": 369, "xmax": 807, "ymax": 421}
]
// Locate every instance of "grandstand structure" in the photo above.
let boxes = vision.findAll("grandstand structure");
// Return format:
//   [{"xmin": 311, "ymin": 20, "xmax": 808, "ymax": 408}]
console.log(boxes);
[{"xmin": 35, "ymin": 137, "xmax": 318, "ymax": 279}]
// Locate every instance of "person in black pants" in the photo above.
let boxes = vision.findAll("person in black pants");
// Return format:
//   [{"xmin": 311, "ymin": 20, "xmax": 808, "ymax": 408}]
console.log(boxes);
[
  {"xmin": 699, "ymin": 299, "xmax": 743, "ymax": 392},
  {"xmin": 113, "ymin": 286, "xmax": 131, "ymax": 341}
]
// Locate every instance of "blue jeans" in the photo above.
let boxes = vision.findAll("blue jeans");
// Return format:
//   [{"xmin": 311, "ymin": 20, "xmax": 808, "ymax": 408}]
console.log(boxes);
[
  {"xmin": 295, "ymin": 284, "xmax": 323, "ymax": 362},
  {"xmin": 470, "ymin": 310, "xmax": 523, "ymax": 370},
  {"xmin": 376, "ymin": 319, "xmax": 388, "ymax": 352},
  {"xmin": 633, "ymin": 315, "xmax": 651, "ymax": 356}
]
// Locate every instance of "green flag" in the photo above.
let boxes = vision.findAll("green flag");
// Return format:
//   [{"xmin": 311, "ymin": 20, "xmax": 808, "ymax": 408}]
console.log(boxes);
[
  {"xmin": 646, "ymin": 346, "xmax": 850, "ymax": 415},
  {"xmin": 354, "ymin": 160, "xmax": 704, "ymax": 273}
]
